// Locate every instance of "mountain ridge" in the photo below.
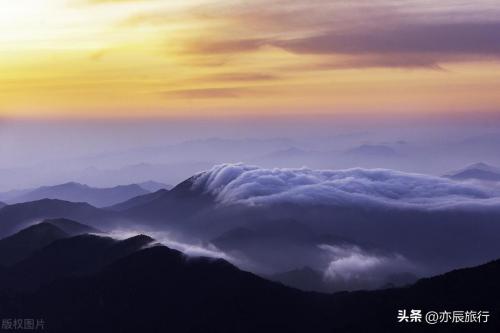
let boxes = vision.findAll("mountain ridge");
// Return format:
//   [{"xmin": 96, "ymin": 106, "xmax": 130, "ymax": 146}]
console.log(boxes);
[
  {"xmin": 0, "ymin": 199, "xmax": 115, "ymax": 238},
  {"xmin": 1, "ymin": 182, "xmax": 150, "ymax": 207},
  {"xmin": 445, "ymin": 162, "xmax": 500, "ymax": 181},
  {"xmin": 0, "ymin": 218, "xmax": 99, "ymax": 266},
  {"xmin": 1, "ymin": 238, "xmax": 499, "ymax": 332}
]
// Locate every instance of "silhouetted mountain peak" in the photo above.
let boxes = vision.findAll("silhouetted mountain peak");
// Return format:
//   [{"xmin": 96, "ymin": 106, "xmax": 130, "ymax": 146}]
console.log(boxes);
[
  {"xmin": 111, "ymin": 234, "xmax": 156, "ymax": 251},
  {"xmin": 169, "ymin": 175, "xmax": 204, "ymax": 196},
  {"xmin": 445, "ymin": 162, "xmax": 500, "ymax": 181},
  {"xmin": 100, "ymin": 245, "xmax": 247, "ymax": 284},
  {"xmin": 110, "ymin": 184, "xmax": 144, "ymax": 191},
  {"xmin": 468, "ymin": 162, "xmax": 498, "ymax": 171},
  {"xmin": 126, "ymin": 234, "xmax": 155, "ymax": 242},
  {"xmin": 50, "ymin": 182, "xmax": 89, "ymax": 189},
  {"xmin": 2, "ymin": 222, "xmax": 68, "ymax": 241},
  {"xmin": 0, "ymin": 222, "xmax": 68, "ymax": 266},
  {"xmin": 42, "ymin": 218, "xmax": 101, "ymax": 235},
  {"xmin": 9, "ymin": 198, "xmax": 94, "ymax": 208},
  {"xmin": 123, "ymin": 175, "xmax": 215, "ymax": 223}
]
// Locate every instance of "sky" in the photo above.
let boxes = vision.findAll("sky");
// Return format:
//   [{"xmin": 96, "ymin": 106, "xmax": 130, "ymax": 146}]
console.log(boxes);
[{"xmin": 1, "ymin": 0, "xmax": 500, "ymax": 119}]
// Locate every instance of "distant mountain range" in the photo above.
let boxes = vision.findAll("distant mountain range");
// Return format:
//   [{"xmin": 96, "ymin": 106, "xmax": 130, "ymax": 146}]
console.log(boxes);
[
  {"xmin": 2, "ymin": 165, "xmax": 500, "ymax": 293},
  {"xmin": 106, "ymin": 189, "xmax": 169, "ymax": 211},
  {"xmin": 445, "ymin": 162, "xmax": 500, "ymax": 181},
  {"xmin": 344, "ymin": 144, "xmax": 400, "ymax": 158},
  {"xmin": 0, "ymin": 181, "xmax": 171, "ymax": 207},
  {"xmin": 136, "ymin": 180, "xmax": 172, "ymax": 192},
  {"xmin": 253, "ymin": 144, "xmax": 403, "ymax": 170},
  {"xmin": 0, "ymin": 223, "xmax": 499, "ymax": 332},
  {"xmin": 0, "ymin": 199, "xmax": 116, "ymax": 237}
]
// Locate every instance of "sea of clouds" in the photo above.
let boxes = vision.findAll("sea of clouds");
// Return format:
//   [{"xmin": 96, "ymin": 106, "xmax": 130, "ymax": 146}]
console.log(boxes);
[{"xmin": 192, "ymin": 163, "xmax": 500, "ymax": 209}]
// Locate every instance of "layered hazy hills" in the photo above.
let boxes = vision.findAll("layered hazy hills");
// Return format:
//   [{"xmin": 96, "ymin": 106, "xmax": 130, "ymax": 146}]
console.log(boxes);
[
  {"xmin": 0, "ymin": 199, "xmax": 115, "ymax": 238},
  {"xmin": 135, "ymin": 180, "xmax": 172, "ymax": 192},
  {"xmin": 445, "ymin": 162, "xmax": 500, "ymax": 181},
  {"xmin": 0, "ymin": 181, "xmax": 171, "ymax": 237},
  {"xmin": 0, "ymin": 218, "xmax": 100, "ymax": 266},
  {"xmin": 0, "ymin": 230, "xmax": 154, "ymax": 292},
  {"xmin": 107, "ymin": 189, "xmax": 169, "ymax": 211},
  {"xmin": 0, "ymin": 181, "xmax": 171, "ymax": 208},
  {"xmin": 5, "ymin": 133, "xmax": 500, "ymax": 191},
  {"xmin": 122, "ymin": 176, "xmax": 215, "ymax": 223},
  {"xmin": 0, "ymin": 223, "xmax": 499, "ymax": 332},
  {"xmin": 2, "ymin": 163, "xmax": 500, "ymax": 292},
  {"xmin": 253, "ymin": 144, "xmax": 403, "ymax": 169},
  {"xmin": 343, "ymin": 144, "xmax": 400, "ymax": 158},
  {"xmin": 0, "ymin": 183, "xmax": 182, "ymax": 238}
]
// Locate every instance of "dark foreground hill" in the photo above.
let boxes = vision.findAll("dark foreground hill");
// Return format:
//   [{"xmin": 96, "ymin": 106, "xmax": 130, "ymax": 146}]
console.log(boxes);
[
  {"xmin": 0, "ymin": 232, "xmax": 498, "ymax": 332},
  {"xmin": 0, "ymin": 233, "xmax": 154, "ymax": 292},
  {"xmin": 0, "ymin": 218, "xmax": 100, "ymax": 266},
  {"xmin": 41, "ymin": 218, "xmax": 101, "ymax": 235}
]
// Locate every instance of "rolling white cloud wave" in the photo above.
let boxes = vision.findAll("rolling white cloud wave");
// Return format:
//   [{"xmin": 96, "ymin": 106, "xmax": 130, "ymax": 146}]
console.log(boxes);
[{"xmin": 192, "ymin": 163, "xmax": 500, "ymax": 209}]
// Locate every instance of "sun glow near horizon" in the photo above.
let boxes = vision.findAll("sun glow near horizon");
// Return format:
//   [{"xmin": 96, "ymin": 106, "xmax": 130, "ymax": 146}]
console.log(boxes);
[{"xmin": 1, "ymin": 0, "xmax": 499, "ymax": 119}]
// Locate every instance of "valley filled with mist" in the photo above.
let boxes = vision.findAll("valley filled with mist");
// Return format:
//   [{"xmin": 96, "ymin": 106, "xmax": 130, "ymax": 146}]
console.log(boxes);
[
  {"xmin": 3, "ymin": 118, "xmax": 500, "ymax": 282},
  {"xmin": 1, "ymin": 119, "xmax": 500, "ymax": 331},
  {"xmin": 3, "ymin": 0, "xmax": 500, "ymax": 330}
]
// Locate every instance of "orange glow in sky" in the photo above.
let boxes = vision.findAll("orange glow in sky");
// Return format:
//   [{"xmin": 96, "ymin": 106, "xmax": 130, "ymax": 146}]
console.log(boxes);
[{"xmin": 1, "ymin": 0, "xmax": 499, "ymax": 118}]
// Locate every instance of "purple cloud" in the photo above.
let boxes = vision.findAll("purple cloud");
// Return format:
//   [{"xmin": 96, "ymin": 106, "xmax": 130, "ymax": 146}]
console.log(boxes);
[{"xmin": 275, "ymin": 22, "xmax": 500, "ymax": 56}]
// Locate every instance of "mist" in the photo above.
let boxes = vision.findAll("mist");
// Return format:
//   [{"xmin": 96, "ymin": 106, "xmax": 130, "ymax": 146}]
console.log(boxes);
[{"xmin": 2, "ymin": 114, "xmax": 500, "ymax": 191}]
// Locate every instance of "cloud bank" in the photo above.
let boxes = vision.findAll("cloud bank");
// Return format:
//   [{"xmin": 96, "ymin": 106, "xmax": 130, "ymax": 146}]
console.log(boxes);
[
  {"xmin": 171, "ymin": 1, "xmax": 500, "ymax": 69},
  {"xmin": 319, "ymin": 244, "xmax": 415, "ymax": 290},
  {"xmin": 192, "ymin": 163, "xmax": 500, "ymax": 209},
  {"xmin": 275, "ymin": 22, "xmax": 500, "ymax": 55}
]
